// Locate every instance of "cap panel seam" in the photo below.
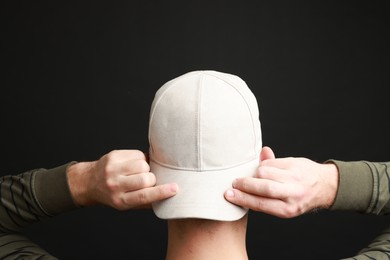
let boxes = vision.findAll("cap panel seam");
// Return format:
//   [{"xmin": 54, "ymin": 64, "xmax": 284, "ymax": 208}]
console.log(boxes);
[
  {"xmin": 150, "ymin": 156, "xmax": 259, "ymax": 172},
  {"xmin": 202, "ymin": 72, "xmax": 259, "ymax": 158},
  {"xmin": 148, "ymin": 71, "xmax": 202, "ymax": 141},
  {"xmin": 149, "ymin": 72, "xmax": 201, "ymax": 160},
  {"xmin": 148, "ymin": 79, "xmax": 179, "ymax": 144},
  {"xmin": 197, "ymin": 74, "xmax": 205, "ymax": 172}
]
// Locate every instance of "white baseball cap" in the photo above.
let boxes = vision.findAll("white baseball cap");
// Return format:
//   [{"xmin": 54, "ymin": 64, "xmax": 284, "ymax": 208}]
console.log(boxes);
[{"xmin": 149, "ymin": 70, "xmax": 261, "ymax": 221}]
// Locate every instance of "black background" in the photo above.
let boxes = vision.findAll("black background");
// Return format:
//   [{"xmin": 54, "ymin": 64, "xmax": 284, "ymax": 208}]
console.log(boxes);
[{"xmin": 1, "ymin": 1, "xmax": 389, "ymax": 259}]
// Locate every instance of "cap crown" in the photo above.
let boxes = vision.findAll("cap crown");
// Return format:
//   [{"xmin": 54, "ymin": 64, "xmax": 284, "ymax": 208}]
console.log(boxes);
[{"xmin": 149, "ymin": 70, "xmax": 261, "ymax": 171}]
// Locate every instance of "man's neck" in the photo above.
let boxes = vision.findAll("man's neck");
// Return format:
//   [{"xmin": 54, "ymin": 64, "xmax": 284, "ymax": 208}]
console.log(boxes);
[{"xmin": 166, "ymin": 215, "xmax": 248, "ymax": 260}]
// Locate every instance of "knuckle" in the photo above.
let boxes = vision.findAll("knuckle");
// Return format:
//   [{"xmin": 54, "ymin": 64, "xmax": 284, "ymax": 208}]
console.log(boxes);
[
  {"xmin": 111, "ymin": 196, "xmax": 124, "ymax": 210},
  {"xmin": 104, "ymin": 164, "xmax": 115, "ymax": 176},
  {"xmin": 105, "ymin": 150, "xmax": 119, "ymax": 161},
  {"xmin": 137, "ymin": 175, "xmax": 149, "ymax": 188},
  {"xmin": 135, "ymin": 159, "xmax": 150, "ymax": 173},
  {"xmin": 137, "ymin": 173, "xmax": 155, "ymax": 188},
  {"xmin": 254, "ymin": 198, "xmax": 266, "ymax": 211},
  {"xmin": 259, "ymin": 182, "xmax": 276, "ymax": 197},
  {"xmin": 130, "ymin": 150, "xmax": 146, "ymax": 160},
  {"xmin": 105, "ymin": 178, "xmax": 119, "ymax": 192},
  {"xmin": 255, "ymin": 168, "xmax": 263, "ymax": 178},
  {"xmin": 137, "ymin": 190, "xmax": 149, "ymax": 205},
  {"xmin": 100, "ymin": 158, "xmax": 116, "ymax": 176},
  {"xmin": 261, "ymin": 183, "xmax": 272, "ymax": 195},
  {"xmin": 283, "ymin": 203, "xmax": 303, "ymax": 218}
]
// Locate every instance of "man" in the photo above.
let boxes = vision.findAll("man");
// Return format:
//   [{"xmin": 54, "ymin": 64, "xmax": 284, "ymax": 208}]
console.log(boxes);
[{"xmin": 148, "ymin": 70, "xmax": 262, "ymax": 259}]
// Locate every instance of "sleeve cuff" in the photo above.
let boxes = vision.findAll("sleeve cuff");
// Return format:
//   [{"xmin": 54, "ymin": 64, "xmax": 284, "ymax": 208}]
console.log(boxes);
[
  {"xmin": 328, "ymin": 160, "xmax": 373, "ymax": 212},
  {"xmin": 33, "ymin": 162, "xmax": 78, "ymax": 216}
]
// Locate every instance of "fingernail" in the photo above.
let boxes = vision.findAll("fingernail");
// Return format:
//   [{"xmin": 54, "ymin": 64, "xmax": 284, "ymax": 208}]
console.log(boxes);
[
  {"xmin": 170, "ymin": 183, "xmax": 179, "ymax": 193},
  {"xmin": 232, "ymin": 179, "xmax": 237, "ymax": 188},
  {"xmin": 226, "ymin": 189, "xmax": 235, "ymax": 198}
]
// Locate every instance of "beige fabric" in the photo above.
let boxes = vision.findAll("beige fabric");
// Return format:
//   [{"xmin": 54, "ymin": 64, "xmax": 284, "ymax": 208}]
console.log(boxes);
[{"xmin": 149, "ymin": 70, "xmax": 261, "ymax": 220}]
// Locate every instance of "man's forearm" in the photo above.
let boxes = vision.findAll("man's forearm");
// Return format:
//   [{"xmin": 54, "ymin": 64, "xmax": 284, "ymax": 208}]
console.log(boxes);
[{"xmin": 0, "ymin": 163, "xmax": 77, "ymax": 258}]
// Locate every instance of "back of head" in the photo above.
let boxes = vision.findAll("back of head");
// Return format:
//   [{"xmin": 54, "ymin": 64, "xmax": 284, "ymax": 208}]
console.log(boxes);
[{"xmin": 148, "ymin": 70, "xmax": 262, "ymax": 221}]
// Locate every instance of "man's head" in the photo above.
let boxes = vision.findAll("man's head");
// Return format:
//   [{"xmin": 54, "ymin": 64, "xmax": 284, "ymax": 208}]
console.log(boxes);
[{"xmin": 148, "ymin": 70, "xmax": 261, "ymax": 221}]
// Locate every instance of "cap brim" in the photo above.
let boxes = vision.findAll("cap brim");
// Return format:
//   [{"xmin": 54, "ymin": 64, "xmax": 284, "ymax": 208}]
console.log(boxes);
[{"xmin": 151, "ymin": 157, "xmax": 259, "ymax": 221}]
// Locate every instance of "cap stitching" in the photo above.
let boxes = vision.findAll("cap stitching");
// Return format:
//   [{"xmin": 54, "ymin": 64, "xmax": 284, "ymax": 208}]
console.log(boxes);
[
  {"xmin": 150, "ymin": 156, "xmax": 259, "ymax": 172},
  {"xmin": 197, "ymin": 74, "xmax": 205, "ymax": 172},
  {"xmin": 149, "ymin": 71, "xmax": 202, "ymax": 159},
  {"xmin": 202, "ymin": 71, "xmax": 259, "ymax": 157}
]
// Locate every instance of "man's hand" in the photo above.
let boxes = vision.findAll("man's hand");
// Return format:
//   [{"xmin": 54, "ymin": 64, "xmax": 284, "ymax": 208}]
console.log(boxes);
[
  {"xmin": 225, "ymin": 147, "xmax": 339, "ymax": 218},
  {"xmin": 67, "ymin": 150, "xmax": 178, "ymax": 210}
]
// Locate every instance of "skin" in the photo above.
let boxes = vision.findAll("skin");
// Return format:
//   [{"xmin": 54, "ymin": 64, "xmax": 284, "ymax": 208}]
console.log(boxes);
[
  {"xmin": 225, "ymin": 147, "xmax": 339, "ymax": 218},
  {"xmin": 67, "ymin": 149, "xmax": 178, "ymax": 210},
  {"xmin": 166, "ymin": 215, "xmax": 249, "ymax": 260}
]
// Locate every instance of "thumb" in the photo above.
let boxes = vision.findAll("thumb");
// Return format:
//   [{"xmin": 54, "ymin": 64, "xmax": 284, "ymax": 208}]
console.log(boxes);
[{"xmin": 260, "ymin": 146, "xmax": 275, "ymax": 162}]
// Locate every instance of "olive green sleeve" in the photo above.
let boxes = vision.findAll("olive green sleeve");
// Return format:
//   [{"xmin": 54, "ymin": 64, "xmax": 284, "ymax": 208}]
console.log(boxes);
[
  {"xmin": 329, "ymin": 160, "xmax": 390, "ymax": 215},
  {"xmin": 0, "ymin": 162, "xmax": 78, "ymax": 259},
  {"xmin": 328, "ymin": 160, "xmax": 373, "ymax": 212},
  {"xmin": 327, "ymin": 160, "xmax": 390, "ymax": 259},
  {"xmin": 33, "ymin": 162, "xmax": 78, "ymax": 216}
]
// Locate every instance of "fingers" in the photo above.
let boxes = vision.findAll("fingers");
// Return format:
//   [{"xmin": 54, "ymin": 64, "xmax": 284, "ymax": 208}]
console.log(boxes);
[
  {"xmin": 119, "ymin": 172, "xmax": 156, "ymax": 192},
  {"xmin": 232, "ymin": 177, "xmax": 289, "ymax": 199},
  {"xmin": 225, "ymin": 155, "xmax": 327, "ymax": 218},
  {"xmin": 92, "ymin": 149, "xmax": 181, "ymax": 210},
  {"xmin": 102, "ymin": 153, "xmax": 150, "ymax": 178},
  {"xmin": 104, "ymin": 149, "xmax": 147, "ymax": 164},
  {"xmin": 120, "ymin": 159, "xmax": 150, "ymax": 176},
  {"xmin": 120, "ymin": 183, "xmax": 178, "ymax": 210},
  {"xmin": 260, "ymin": 146, "xmax": 275, "ymax": 162},
  {"xmin": 103, "ymin": 170, "xmax": 178, "ymax": 210},
  {"xmin": 259, "ymin": 147, "xmax": 296, "ymax": 173},
  {"xmin": 260, "ymin": 157, "xmax": 300, "ymax": 169},
  {"xmin": 256, "ymin": 166, "xmax": 295, "ymax": 183},
  {"xmin": 101, "ymin": 150, "xmax": 178, "ymax": 210},
  {"xmin": 224, "ymin": 189, "xmax": 295, "ymax": 218}
]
